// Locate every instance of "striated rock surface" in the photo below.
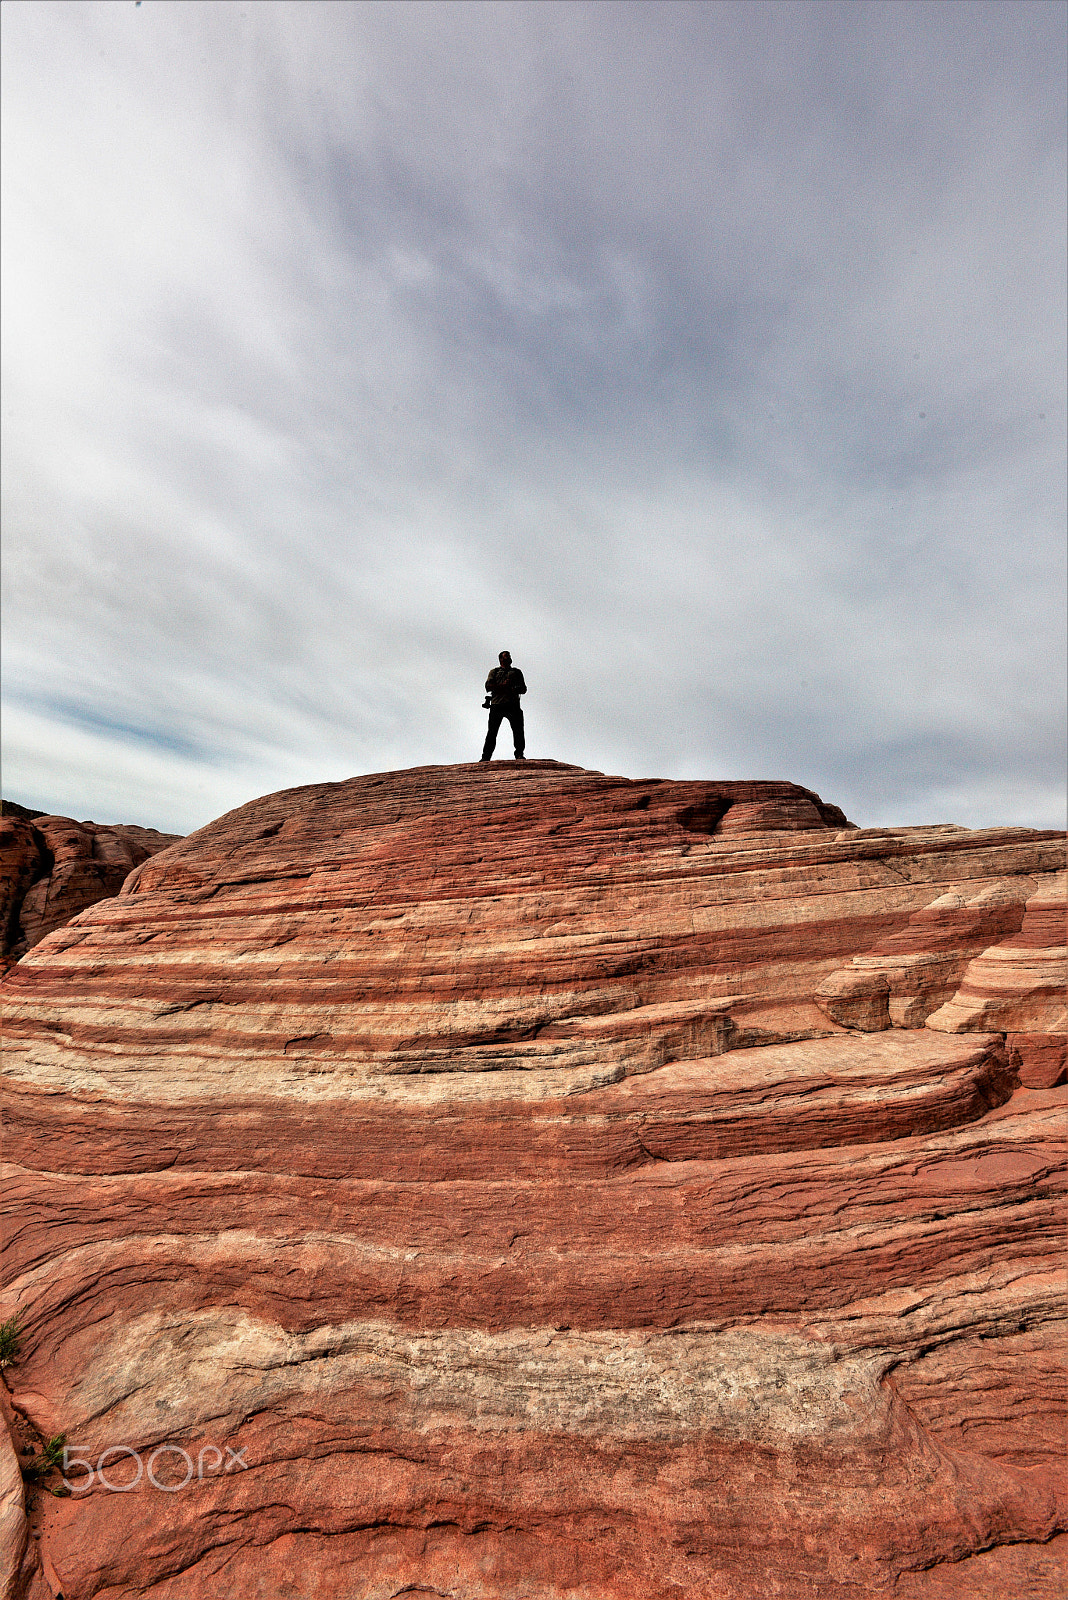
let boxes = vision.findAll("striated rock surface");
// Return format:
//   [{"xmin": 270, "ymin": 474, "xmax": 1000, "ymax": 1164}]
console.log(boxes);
[
  {"xmin": 926, "ymin": 874, "xmax": 1067, "ymax": 1035},
  {"xmin": 0, "ymin": 812, "xmax": 182, "ymax": 961},
  {"xmin": 1, "ymin": 761, "xmax": 1064, "ymax": 1599}
]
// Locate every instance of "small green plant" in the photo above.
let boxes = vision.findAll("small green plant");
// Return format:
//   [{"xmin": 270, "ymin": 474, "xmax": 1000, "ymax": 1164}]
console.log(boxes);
[
  {"xmin": 0, "ymin": 1313, "xmax": 22, "ymax": 1367},
  {"xmin": 22, "ymin": 1435, "xmax": 66, "ymax": 1480}
]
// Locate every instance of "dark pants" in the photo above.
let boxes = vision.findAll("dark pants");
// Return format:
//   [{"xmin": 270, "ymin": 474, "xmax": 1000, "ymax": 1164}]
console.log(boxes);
[{"xmin": 481, "ymin": 702, "xmax": 524, "ymax": 759}]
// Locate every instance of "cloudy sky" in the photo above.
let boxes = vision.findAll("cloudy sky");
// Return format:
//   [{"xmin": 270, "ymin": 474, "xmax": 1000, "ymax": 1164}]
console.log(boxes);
[{"xmin": 3, "ymin": 0, "xmax": 1065, "ymax": 835}]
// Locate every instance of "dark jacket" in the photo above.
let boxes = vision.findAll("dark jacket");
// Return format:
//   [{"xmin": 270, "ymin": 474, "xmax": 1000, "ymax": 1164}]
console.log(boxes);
[{"xmin": 485, "ymin": 665, "xmax": 527, "ymax": 707}]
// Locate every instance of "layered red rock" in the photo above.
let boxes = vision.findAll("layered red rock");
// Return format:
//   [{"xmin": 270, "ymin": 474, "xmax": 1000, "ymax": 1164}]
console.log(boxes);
[
  {"xmin": 926, "ymin": 873, "xmax": 1066, "ymax": 1033},
  {"xmin": 814, "ymin": 870, "xmax": 1064, "ymax": 1033},
  {"xmin": 0, "ymin": 818, "xmax": 42, "ymax": 961},
  {"xmin": 1, "ymin": 762, "xmax": 1064, "ymax": 1599},
  {"xmin": 0, "ymin": 812, "xmax": 182, "ymax": 960}
]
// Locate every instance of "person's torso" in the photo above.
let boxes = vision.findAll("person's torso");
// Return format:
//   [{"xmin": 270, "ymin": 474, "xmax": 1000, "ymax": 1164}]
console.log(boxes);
[{"xmin": 487, "ymin": 666, "xmax": 524, "ymax": 702}]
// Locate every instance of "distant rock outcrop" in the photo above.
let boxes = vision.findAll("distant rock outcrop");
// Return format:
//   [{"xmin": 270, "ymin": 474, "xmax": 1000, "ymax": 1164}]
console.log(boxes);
[
  {"xmin": 0, "ymin": 808, "xmax": 182, "ymax": 959},
  {"xmin": 1, "ymin": 761, "xmax": 1064, "ymax": 1599}
]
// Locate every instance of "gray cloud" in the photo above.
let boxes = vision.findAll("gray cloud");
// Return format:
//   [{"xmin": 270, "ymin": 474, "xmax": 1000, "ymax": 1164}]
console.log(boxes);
[{"xmin": 2, "ymin": 0, "xmax": 1064, "ymax": 834}]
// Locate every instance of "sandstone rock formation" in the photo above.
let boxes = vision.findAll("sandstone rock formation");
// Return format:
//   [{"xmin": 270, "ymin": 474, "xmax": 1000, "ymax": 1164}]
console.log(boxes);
[
  {"xmin": 0, "ymin": 812, "xmax": 182, "ymax": 961},
  {"xmin": 1, "ymin": 761, "xmax": 1064, "ymax": 1599}
]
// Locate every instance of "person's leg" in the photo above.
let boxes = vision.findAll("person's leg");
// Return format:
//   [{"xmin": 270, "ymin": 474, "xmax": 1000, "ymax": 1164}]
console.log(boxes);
[
  {"xmin": 481, "ymin": 706, "xmax": 504, "ymax": 760},
  {"xmin": 508, "ymin": 705, "xmax": 525, "ymax": 758}
]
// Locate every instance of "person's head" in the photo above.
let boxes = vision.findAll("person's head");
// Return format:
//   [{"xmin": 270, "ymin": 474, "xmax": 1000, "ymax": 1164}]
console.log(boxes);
[{"xmin": 499, "ymin": 651, "xmax": 511, "ymax": 666}]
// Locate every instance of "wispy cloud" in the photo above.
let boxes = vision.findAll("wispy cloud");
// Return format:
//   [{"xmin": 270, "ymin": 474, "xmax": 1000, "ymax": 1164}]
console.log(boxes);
[{"xmin": 3, "ymin": 0, "xmax": 1064, "ymax": 833}]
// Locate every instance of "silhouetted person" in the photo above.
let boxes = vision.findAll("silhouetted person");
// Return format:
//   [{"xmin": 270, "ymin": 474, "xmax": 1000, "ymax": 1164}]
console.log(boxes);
[{"xmin": 480, "ymin": 651, "xmax": 526, "ymax": 760}]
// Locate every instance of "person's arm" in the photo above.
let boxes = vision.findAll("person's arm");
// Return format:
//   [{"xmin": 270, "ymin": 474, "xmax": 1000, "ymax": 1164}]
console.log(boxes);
[{"xmin": 514, "ymin": 670, "xmax": 527, "ymax": 695}]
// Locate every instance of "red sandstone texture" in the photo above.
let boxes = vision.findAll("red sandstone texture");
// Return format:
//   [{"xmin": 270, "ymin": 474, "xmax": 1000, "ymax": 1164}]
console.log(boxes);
[
  {"xmin": 0, "ymin": 813, "xmax": 182, "ymax": 960},
  {"xmin": 1, "ymin": 761, "xmax": 1064, "ymax": 1599}
]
